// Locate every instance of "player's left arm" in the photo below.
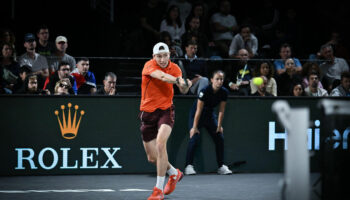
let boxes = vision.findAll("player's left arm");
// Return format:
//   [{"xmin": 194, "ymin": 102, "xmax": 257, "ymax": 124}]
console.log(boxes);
[{"xmin": 217, "ymin": 101, "xmax": 226, "ymax": 133}]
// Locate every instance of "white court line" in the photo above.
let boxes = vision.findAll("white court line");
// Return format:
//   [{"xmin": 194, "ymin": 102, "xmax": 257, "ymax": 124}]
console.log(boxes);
[
  {"xmin": 0, "ymin": 189, "xmax": 115, "ymax": 193},
  {"xmin": 119, "ymin": 189, "xmax": 151, "ymax": 192}
]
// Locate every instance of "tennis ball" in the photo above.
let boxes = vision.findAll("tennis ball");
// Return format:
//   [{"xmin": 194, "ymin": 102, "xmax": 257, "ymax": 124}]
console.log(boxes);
[{"xmin": 253, "ymin": 77, "xmax": 263, "ymax": 86}]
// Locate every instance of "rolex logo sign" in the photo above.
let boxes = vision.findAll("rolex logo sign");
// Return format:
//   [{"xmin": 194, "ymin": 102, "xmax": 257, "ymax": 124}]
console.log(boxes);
[{"xmin": 54, "ymin": 103, "xmax": 85, "ymax": 139}]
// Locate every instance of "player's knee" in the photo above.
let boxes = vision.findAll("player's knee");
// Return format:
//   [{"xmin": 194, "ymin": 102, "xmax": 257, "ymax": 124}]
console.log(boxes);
[
  {"xmin": 147, "ymin": 155, "xmax": 157, "ymax": 164},
  {"xmin": 156, "ymin": 141, "xmax": 166, "ymax": 153}
]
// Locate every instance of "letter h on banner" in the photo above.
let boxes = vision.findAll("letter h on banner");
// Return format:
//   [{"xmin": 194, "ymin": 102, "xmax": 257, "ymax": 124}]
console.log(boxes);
[{"xmin": 269, "ymin": 122, "xmax": 287, "ymax": 150}]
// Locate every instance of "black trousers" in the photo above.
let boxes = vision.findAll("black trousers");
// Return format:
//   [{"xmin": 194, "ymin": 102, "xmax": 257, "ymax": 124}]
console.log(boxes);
[{"xmin": 185, "ymin": 104, "xmax": 224, "ymax": 167}]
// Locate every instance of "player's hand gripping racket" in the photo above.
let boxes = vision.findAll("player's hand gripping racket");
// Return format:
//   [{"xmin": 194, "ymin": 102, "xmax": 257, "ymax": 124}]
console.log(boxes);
[{"xmin": 177, "ymin": 60, "xmax": 189, "ymax": 87}]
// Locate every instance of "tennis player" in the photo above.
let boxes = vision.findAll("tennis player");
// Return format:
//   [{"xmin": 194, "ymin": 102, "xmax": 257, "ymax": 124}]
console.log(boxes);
[
  {"xmin": 184, "ymin": 70, "xmax": 233, "ymax": 175},
  {"xmin": 140, "ymin": 42, "xmax": 192, "ymax": 200}
]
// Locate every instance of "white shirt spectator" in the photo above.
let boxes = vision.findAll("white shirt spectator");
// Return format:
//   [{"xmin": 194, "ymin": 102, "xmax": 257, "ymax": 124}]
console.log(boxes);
[
  {"xmin": 18, "ymin": 52, "xmax": 49, "ymax": 72},
  {"xmin": 160, "ymin": 20, "xmax": 185, "ymax": 43},
  {"xmin": 330, "ymin": 85, "xmax": 350, "ymax": 96},
  {"xmin": 305, "ymin": 87, "xmax": 328, "ymax": 96},
  {"xmin": 320, "ymin": 57, "xmax": 349, "ymax": 81},
  {"xmin": 210, "ymin": 13, "xmax": 237, "ymax": 41},
  {"xmin": 47, "ymin": 53, "xmax": 76, "ymax": 71},
  {"xmin": 229, "ymin": 33, "xmax": 258, "ymax": 57}
]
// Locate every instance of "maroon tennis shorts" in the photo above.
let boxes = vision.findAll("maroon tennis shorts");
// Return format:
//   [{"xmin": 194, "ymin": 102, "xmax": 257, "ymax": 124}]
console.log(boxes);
[{"xmin": 139, "ymin": 105, "xmax": 175, "ymax": 142}]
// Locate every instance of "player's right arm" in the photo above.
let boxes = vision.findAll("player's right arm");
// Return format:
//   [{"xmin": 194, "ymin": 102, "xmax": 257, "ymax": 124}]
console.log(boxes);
[
  {"xmin": 190, "ymin": 99, "xmax": 204, "ymax": 138},
  {"xmin": 150, "ymin": 70, "xmax": 179, "ymax": 84},
  {"xmin": 150, "ymin": 70, "xmax": 192, "ymax": 91}
]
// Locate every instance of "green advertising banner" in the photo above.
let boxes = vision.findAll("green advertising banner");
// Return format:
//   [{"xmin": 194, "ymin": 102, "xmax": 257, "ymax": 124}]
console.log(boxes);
[{"xmin": 0, "ymin": 96, "xmax": 348, "ymax": 175}]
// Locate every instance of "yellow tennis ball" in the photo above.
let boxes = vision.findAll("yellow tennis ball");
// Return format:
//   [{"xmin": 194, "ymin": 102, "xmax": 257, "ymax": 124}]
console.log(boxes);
[{"xmin": 253, "ymin": 77, "xmax": 263, "ymax": 86}]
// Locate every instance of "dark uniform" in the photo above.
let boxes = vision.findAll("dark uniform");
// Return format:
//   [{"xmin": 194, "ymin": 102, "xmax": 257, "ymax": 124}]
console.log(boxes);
[{"xmin": 186, "ymin": 85, "xmax": 228, "ymax": 168}]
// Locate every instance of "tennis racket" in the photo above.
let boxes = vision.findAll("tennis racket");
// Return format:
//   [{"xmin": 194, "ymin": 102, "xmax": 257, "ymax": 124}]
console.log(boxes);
[{"xmin": 177, "ymin": 60, "xmax": 189, "ymax": 87}]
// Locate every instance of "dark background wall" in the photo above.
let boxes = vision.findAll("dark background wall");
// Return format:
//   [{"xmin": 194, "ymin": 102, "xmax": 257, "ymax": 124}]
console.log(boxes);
[{"xmin": 1, "ymin": 0, "xmax": 350, "ymax": 58}]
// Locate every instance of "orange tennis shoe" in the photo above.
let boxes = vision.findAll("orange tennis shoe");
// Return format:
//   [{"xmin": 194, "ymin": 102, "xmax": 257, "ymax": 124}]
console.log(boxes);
[
  {"xmin": 164, "ymin": 169, "xmax": 184, "ymax": 195},
  {"xmin": 147, "ymin": 187, "xmax": 164, "ymax": 200}
]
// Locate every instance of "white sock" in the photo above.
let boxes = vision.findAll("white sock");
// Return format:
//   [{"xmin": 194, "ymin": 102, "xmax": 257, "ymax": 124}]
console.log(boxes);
[
  {"xmin": 167, "ymin": 165, "xmax": 178, "ymax": 179},
  {"xmin": 156, "ymin": 176, "xmax": 165, "ymax": 191}
]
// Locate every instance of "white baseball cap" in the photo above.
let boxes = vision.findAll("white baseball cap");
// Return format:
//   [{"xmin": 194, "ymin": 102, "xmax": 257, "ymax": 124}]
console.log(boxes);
[
  {"xmin": 56, "ymin": 36, "xmax": 67, "ymax": 43},
  {"xmin": 153, "ymin": 42, "xmax": 170, "ymax": 55}
]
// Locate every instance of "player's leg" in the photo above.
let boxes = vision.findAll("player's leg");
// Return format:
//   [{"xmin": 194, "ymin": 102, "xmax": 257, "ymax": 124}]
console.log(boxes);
[
  {"xmin": 156, "ymin": 106, "xmax": 177, "ymax": 177},
  {"xmin": 143, "ymin": 139, "xmax": 157, "ymax": 165},
  {"xmin": 156, "ymin": 124, "xmax": 172, "ymax": 177},
  {"xmin": 144, "ymin": 136, "xmax": 177, "ymax": 200},
  {"xmin": 140, "ymin": 110, "xmax": 166, "ymax": 200},
  {"xmin": 159, "ymin": 124, "xmax": 184, "ymax": 195},
  {"xmin": 156, "ymin": 106, "xmax": 183, "ymax": 195},
  {"xmin": 140, "ymin": 110, "xmax": 159, "ymax": 165},
  {"xmin": 143, "ymin": 140, "xmax": 173, "ymax": 170}
]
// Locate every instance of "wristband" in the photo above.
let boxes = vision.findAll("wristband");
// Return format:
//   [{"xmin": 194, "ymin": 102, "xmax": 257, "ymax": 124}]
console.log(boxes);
[{"xmin": 229, "ymin": 82, "xmax": 233, "ymax": 87}]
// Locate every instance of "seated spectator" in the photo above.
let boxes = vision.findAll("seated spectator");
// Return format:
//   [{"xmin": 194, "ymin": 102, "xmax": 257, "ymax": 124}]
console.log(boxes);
[
  {"xmin": 276, "ymin": 58, "xmax": 302, "ymax": 96},
  {"xmin": 160, "ymin": 5, "xmax": 185, "ymax": 46},
  {"xmin": 18, "ymin": 74, "xmax": 50, "ymax": 95},
  {"xmin": 36, "ymin": 24, "xmax": 56, "ymax": 57},
  {"xmin": 274, "ymin": 43, "xmax": 302, "ymax": 75},
  {"xmin": 168, "ymin": 0, "xmax": 192, "ymax": 23},
  {"xmin": 47, "ymin": 36, "xmax": 76, "ymax": 72},
  {"xmin": 160, "ymin": 31, "xmax": 183, "ymax": 58},
  {"xmin": 325, "ymin": 30, "xmax": 350, "ymax": 61},
  {"xmin": 1, "ymin": 42, "xmax": 20, "ymax": 91},
  {"xmin": 210, "ymin": 0, "xmax": 238, "ymax": 58},
  {"xmin": 96, "ymin": 72, "xmax": 117, "ymax": 95},
  {"xmin": 139, "ymin": 0, "xmax": 166, "ymax": 54},
  {"xmin": 251, "ymin": 76, "xmax": 273, "ymax": 96},
  {"xmin": 290, "ymin": 81, "xmax": 306, "ymax": 96},
  {"xmin": 229, "ymin": 24, "xmax": 258, "ymax": 59},
  {"xmin": 71, "ymin": 57, "xmax": 97, "ymax": 94},
  {"xmin": 304, "ymin": 71, "xmax": 328, "ymax": 96},
  {"xmin": 54, "ymin": 78, "xmax": 72, "ymax": 95},
  {"xmin": 250, "ymin": 61, "xmax": 277, "ymax": 96},
  {"xmin": 0, "ymin": 65, "xmax": 6, "ymax": 94},
  {"xmin": 185, "ymin": 1, "xmax": 210, "ymax": 38},
  {"xmin": 181, "ymin": 16, "xmax": 209, "ymax": 57},
  {"xmin": 319, "ymin": 44, "xmax": 349, "ymax": 93},
  {"xmin": 43, "ymin": 61, "xmax": 77, "ymax": 94},
  {"xmin": 182, "ymin": 41, "xmax": 209, "ymax": 95},
  {"xmin": 18, "ymin": 33, "xmax": 49, "ymax": 78},
  {"xmin": 301, "ymin": 62, "xmax": 324, "ymax": 89},
  {"xmin": 12, "ymin": 65, "xmax": 32, "ymax": 93},
  {"xmin": 330, "ymin": 71, "xmax": 350, "ymax": 96},
  {"xmin": 227, "ymin": 49, "xmax": 252, "ymax": 96},
  {"xmin": 0, "ymin": 29, "xmax": 17, "ymax": 60}
]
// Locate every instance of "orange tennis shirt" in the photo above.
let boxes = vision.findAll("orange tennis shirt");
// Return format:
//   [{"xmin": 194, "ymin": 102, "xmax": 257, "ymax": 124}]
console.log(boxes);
[{"xmin": 140, "ymin": 59, "xmax": 182, "ymax": 112}]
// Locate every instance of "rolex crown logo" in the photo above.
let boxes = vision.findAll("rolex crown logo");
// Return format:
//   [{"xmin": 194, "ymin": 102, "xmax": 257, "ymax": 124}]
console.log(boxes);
[{"xmin": 54, "ymin": 103, "xmax": 85, "ymax": 139}]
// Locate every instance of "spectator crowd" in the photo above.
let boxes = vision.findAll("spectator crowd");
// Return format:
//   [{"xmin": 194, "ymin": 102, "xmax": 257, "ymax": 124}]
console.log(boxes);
[{"xmin": 1, "ymin": 0, "xmax": 349, "ymax": 97}]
